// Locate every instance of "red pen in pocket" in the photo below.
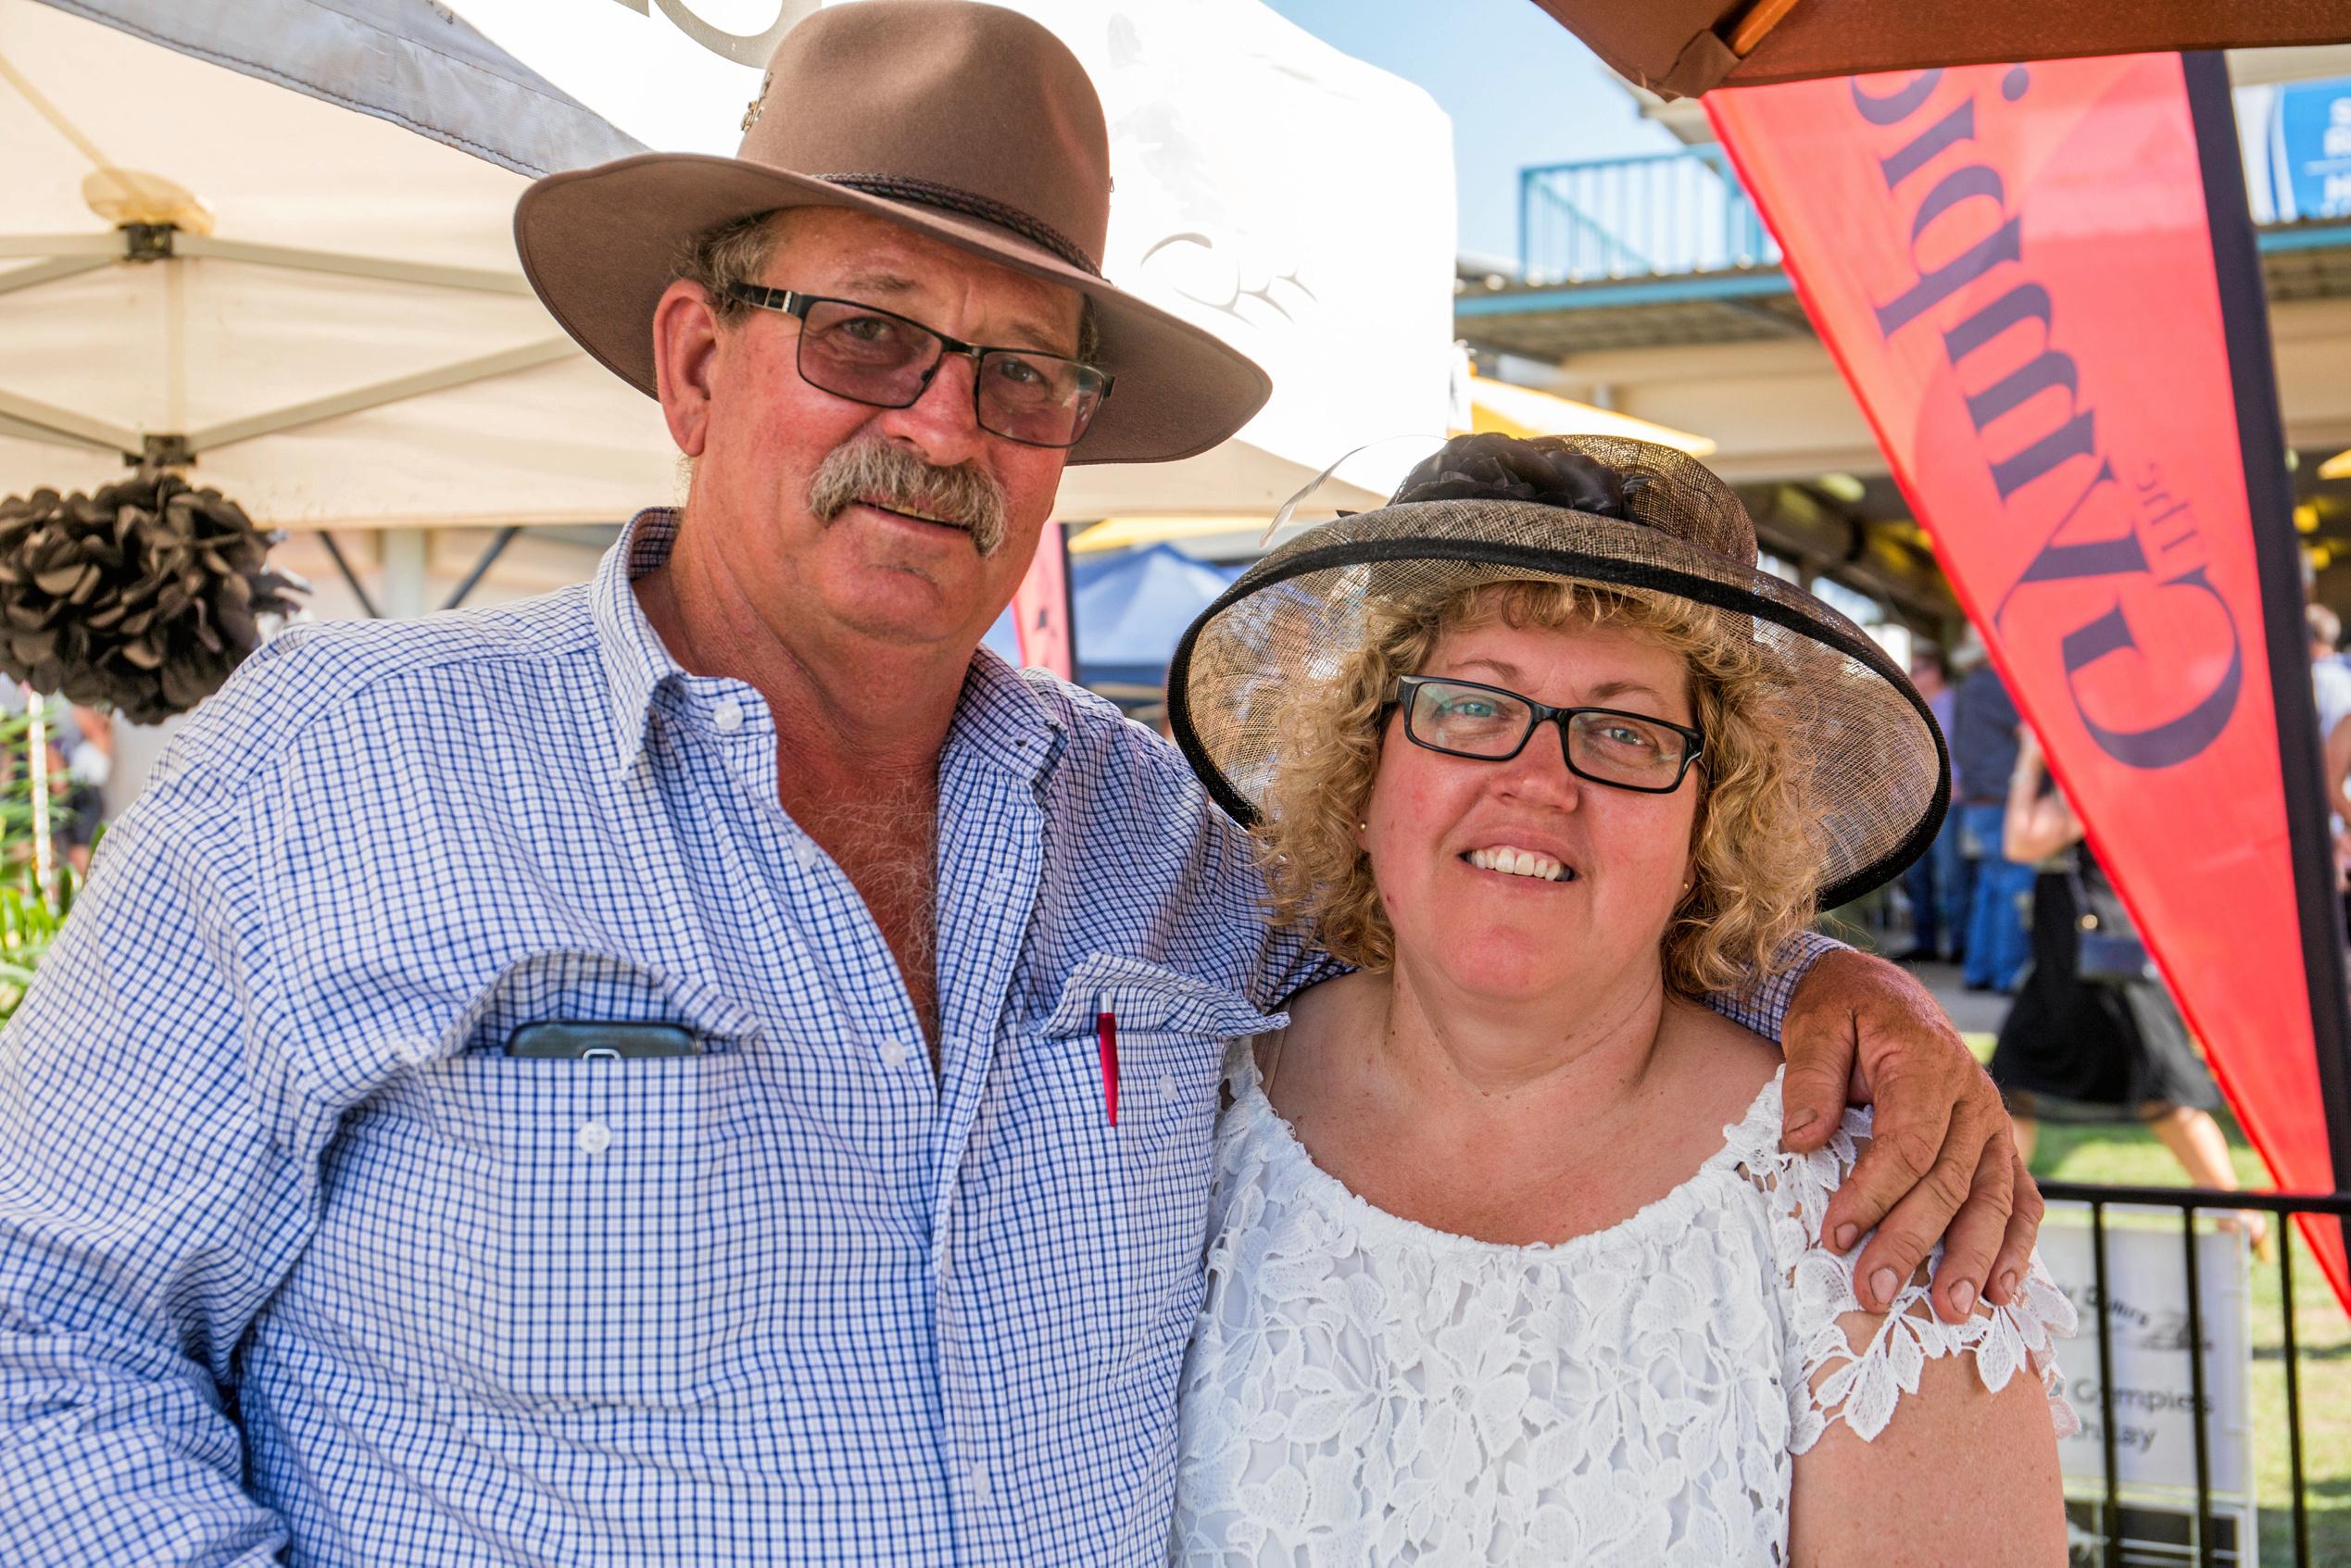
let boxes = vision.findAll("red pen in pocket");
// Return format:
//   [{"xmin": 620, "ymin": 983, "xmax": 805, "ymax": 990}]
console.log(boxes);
[{"xmin": 1096, "ymin": 1002, "xmax": 1119, "ymax": 1128}]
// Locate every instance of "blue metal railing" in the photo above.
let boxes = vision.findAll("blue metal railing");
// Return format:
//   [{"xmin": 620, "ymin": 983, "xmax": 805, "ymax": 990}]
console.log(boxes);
[
  {"xmin": 1518, "ymin": 146, "xmax": 1778, "ymax": 284},
  {"xmin": 1517, "ymin": 133, "xmax": 2351, "ymax": 292}
]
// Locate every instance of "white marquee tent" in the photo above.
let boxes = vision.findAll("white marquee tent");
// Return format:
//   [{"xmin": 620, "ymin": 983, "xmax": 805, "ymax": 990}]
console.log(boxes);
[{"xmin": 0, "ymin": 0, "xmax": 1453, "ymax": 559}]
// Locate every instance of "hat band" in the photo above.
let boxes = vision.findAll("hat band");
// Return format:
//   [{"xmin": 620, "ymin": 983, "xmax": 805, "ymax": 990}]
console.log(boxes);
[{"xmin": 818, "ymin": 173, "xmax": 1102, "ymax": 278}]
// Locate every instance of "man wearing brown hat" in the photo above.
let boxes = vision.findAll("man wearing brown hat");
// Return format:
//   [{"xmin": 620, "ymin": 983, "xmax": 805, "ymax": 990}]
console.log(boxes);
[{"xmin": 0, "ymin": 5, "xmax": 2032, "ymax": 1562}]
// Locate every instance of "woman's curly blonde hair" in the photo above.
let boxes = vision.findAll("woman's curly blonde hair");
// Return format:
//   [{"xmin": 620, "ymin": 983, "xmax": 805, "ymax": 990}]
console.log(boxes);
[{"xmin": 1255, "ymin": 577, "xmax": 1823, "ymax": 998}]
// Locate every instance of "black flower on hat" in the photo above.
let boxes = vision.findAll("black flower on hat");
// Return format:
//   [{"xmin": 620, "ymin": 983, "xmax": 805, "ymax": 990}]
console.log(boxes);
[{"xmin": 1390, "ymin": 433, "xmax": 1652, "ymax": 518}]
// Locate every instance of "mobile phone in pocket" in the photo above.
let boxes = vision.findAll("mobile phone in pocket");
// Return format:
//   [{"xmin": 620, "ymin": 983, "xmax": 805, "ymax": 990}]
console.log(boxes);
[{"xmin": 506, "ymin": 1022, "xmax": 700, "ymax": 1060}]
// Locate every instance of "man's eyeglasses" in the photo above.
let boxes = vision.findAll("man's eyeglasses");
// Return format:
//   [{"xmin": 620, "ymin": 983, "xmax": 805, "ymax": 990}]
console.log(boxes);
[
  {"xmin": 725, "ymin": 283, "xmax": 1112, "ymax": 449},
  {"xmin": 1392, "ymin": 674, "xmax": 1705, "ymax": 794}
]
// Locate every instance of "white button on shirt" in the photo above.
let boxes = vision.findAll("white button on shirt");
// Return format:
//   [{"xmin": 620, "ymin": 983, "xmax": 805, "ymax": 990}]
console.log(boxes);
[
  {"xmin": 879, "ymin": 1041, "xmax": 910, "ymax": 1069},
  {"xmin": 576, "ymin": 1121, "xmax": 612, "ymax": 1156},
  {"xmin": 711, "ymin": 698, "xmax": 745, "ymax": 734}
]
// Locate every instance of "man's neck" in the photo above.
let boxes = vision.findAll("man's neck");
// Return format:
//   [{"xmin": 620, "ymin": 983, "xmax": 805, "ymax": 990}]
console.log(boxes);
[
  {"xmin": 635, "ymin": 515, "xmax": 969, "ymax": 784},
  {"xmin": 633, "ymin": 510, "xmax": 966, "ymax": 1048}
]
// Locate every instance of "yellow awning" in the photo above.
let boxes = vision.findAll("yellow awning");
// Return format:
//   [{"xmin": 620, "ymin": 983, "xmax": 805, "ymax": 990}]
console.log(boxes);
[
  {"xmin": 1464, "ymin": 374, "xmax": 1716, "ymax": 458},
  {"xmin": 1067, "ymin": 516, "xmax": 1277, "ymax": 554}
]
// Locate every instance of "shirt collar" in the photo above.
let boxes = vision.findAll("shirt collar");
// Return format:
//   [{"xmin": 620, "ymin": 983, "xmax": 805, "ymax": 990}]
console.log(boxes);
[
  {"xmin": 592, "ymin": 508, "xmax": 1068, "ymax": 784},
  {"xmin": 593, "ymin": 508, "xmax": 691, "ymax": 777}
]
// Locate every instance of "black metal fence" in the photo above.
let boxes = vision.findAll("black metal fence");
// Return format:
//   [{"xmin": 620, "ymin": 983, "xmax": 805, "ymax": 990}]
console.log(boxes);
[{"xmin": 2038, "ymin": 1181, "xmax": 2351, "ymax": 1567}]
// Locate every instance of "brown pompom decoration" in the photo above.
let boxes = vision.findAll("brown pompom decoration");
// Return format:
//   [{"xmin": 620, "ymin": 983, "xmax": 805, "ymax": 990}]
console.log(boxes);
[{"xmin": 0, "ymin": 472, "xmax": 308, "ymax": 722}]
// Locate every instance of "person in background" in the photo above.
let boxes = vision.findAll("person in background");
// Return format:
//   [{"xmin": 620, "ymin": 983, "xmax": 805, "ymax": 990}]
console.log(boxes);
[
  {"xmin": 1992, "ymin": 725, "xmax": 2263, "ymax": 1252},
  {"xmin": 58, "ymin": 705, "xmax": 111, "ymax": 878},
  {"xmin": 2310, "ymin": 604, "xmax": 2351, "ymax": 753},
  {"xmin": 1951, "ymin": 649, "xmax": 2034, "ymax": 992},
  {"xmin": 2308, "ymin": 606, "xmax": 2351, "ymax": 891},
  {"xmin": 1897, "ymin": 645, "xmax": 1966, "ymax": 964}
]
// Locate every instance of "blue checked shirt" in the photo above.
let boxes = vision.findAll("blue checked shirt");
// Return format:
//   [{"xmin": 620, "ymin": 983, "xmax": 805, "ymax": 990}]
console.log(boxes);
[{"xmin": 0, "ymin": 512, "xmax": 1828, "ymax": 1565}]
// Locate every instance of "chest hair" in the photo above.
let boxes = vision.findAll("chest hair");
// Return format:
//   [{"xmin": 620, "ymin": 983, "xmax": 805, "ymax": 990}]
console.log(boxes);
[{"xmin": 798, "ymin": 780, "xmax": 942, "ymax": 1057}]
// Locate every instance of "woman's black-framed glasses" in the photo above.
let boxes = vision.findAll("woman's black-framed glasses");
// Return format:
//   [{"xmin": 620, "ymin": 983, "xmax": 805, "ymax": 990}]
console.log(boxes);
[
  {"xmin": 1393, "ymin": 674, "xmax": 1704, "ymax": 794},
  {"xmin": 725, "ymin": 283, "xmax": 1112, "ymax": 449}
]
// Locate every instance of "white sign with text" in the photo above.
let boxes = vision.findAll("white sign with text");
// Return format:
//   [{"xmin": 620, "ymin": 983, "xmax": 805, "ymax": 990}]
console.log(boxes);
[{"xmin": 2039, "ymin": 1206, "xmax": 2253, "ymax": 1498}]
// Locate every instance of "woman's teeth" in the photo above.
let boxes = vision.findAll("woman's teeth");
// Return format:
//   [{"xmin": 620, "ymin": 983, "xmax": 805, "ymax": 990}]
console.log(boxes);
[{"xmin": 1465, "ymin": 846, "xmax": 1570, "ymax": 883}]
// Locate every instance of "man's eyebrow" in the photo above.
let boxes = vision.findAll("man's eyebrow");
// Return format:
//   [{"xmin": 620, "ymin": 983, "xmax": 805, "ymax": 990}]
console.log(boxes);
[
  {"xmin": 833, "ymin": 270, "xmax": 923, "ymax": 300},
  {"xmin": 828, "ymin": 271, "xmax": 1074, "ymax": 355}
]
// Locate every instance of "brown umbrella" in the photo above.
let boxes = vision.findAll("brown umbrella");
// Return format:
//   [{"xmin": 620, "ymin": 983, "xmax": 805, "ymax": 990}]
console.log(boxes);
[{"xmin": 1528, "ymin": 0, "xmax": 2351, "ymax": 98}]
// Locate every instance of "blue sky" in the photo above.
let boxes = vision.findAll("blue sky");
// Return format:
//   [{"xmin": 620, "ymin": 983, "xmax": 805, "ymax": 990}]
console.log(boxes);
[{"xmin": 1263, "ymin": 0, "xmax": 1677, "ymax": 264}]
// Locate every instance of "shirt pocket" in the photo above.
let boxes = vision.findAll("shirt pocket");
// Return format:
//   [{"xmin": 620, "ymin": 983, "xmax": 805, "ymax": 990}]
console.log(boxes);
[
  {"xmin": 1033, "ymin": 956, "xmax": 1285, "ymax": 1353},
  {"xmin": 321, "ymin": 951, "xmax": 765, "ymax": 1408}
]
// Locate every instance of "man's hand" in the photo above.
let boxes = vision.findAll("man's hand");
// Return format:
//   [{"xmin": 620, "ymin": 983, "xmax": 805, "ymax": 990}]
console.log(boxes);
[{"xmin": 1779, "ymin": 947, "xmax": 2041, "ymax": 1322}]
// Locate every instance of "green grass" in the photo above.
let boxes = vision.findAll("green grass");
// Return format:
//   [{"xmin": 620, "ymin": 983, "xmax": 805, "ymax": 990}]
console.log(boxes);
[{"xmin": 2000, "ymin": 1069, "xmax": 2351, "ymax": 1566}]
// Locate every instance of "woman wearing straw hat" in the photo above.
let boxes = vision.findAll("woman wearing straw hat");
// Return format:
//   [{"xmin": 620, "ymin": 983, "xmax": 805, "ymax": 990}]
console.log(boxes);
[{"xmin": 1166, "ymin": 434, "xmax": 2076, "ymax": 1562}]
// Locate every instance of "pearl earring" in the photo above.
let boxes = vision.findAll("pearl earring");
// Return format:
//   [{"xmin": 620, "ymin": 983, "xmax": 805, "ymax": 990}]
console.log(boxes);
[{"xmin": 1358, "ymin": 822, "xmax": 1368, "ymax": 832}]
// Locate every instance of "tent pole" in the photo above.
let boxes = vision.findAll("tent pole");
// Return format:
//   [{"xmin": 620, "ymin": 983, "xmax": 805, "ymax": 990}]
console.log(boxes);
[
  {"xmin": 172, "ymin": 235, "xmax": 535, "ymax": 296},
  {"xmin": 382, "ymin": 530, "xmax": 428, "ymax": 620},
  {"xmin": 182, "ymin": 339, "xmax": 581, "ymax": 454},
  {"xmin": 0, "ymin": 389, "xmax": 139, "ymax": 455},
  {"xmin": 315, "ymin": 533, "xmax": 383, "ymax": 621},
  {"xmin": 441, "ymin": 527, "xmax": 521, "ymax": 612},
  {"xmin": 0, "ymin": 256, "xmax": 110, "ymax": 297}
]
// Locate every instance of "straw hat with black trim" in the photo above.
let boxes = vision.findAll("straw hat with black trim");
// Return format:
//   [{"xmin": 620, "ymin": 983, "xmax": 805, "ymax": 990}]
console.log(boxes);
[
  {"xmin": 513, "ymin": 0, "xmax": 1269, "ymax": 465},
  {"xmin": 1167, "ymin": 433, "xmax": 1949, "ymax": 909}
]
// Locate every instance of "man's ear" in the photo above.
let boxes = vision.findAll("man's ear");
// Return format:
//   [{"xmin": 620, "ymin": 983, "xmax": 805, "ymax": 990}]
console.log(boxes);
[{"xmin": 652, "ymin": 279, "xmax": 723, "ymax": 458}]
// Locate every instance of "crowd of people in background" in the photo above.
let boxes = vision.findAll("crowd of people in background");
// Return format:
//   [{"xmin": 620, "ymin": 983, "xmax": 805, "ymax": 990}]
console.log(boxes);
[{"xmin": 1895, "ymin": 619, "xmax": 2282, "ymax": 1244}]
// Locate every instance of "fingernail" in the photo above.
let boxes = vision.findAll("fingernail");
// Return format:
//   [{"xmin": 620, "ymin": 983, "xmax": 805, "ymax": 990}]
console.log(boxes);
[
  {"xmin": 1833, "ymin": 1223, "xmax": 1858, "ymax": 1251},
  {"xmin": 1869, "ymin": 1267, "xmax": 1896, "ymax": 1307},
  {"xmin": 1952, "ymin": 1280, "xmax": 1976, "ymax": 1316},
  {"xmin": 2000, "ymin": 1269, "xmax": 2019, "ymax": 1302},
  {"xmin": 1787, "ymin": 1108, "xmax": 1818, "ymax": 1135}
]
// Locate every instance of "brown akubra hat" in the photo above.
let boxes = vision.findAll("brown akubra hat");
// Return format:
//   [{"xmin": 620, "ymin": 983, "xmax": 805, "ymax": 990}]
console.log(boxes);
[{"xmin": 513, "ymin": 0, "xmax": 1269, "ymax": 466}]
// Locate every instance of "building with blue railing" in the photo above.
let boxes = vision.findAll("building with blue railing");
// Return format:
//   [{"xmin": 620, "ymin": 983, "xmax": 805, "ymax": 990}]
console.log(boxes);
[{"xmin": 1456, "ymin": 57, "xmax": 2351, "ymax": 659}]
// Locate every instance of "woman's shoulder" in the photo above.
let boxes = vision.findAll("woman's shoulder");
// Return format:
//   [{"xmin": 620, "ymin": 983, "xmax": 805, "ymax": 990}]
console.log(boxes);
[{"xmin": 1719, "ymin": 1090, "xmax": 2081, "ymax": 1452}]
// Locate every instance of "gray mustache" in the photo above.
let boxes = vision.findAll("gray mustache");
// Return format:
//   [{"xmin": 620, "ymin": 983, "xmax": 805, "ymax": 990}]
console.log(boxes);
[{"xmin": 808, "ymin": 439, "xmax": 1010, "ymax": 558}]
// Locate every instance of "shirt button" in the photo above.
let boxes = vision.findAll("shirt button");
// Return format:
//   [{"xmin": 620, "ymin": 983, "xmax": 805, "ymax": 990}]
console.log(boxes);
[
  {"xmin": 968, "ymin": 1461, "xmax": 992, "ymax": 1506},
  {"xmin": 1158, "ymin": 1073, "xmax": 1179, "ymax": 1105},
  {"xmin": 792, "ymin": 838, "xmax": 820, "ymax": 871},
  {"xmin": 395, "ymin": 1037, "xmax": 434, "ymax": 1065},
  {"xmin": 880, "ymin": 1041, "xmax": 910, "ymax": 1069},
  {"xmin": 712, "ymin": 699, "xmax": 745, "ymax": 734},
  {"xmin": 577, "ymin": 1121, "xmax": 613, "ymax": 1155}
]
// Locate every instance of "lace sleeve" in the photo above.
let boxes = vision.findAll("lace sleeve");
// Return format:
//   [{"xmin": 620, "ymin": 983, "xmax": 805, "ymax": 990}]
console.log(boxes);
[{"xmin": 1743, "ymin": 1108, "xmax": 2081, "ymax": 1452}]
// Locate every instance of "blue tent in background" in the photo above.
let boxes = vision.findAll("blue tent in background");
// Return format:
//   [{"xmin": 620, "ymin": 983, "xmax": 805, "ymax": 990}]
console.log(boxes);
[
  {"xmin": 1071, "ymin": 545, "xmax": 1243, "ymax": 692},
  {"xmin": 983, "ymin": 542, "xmax": 1242, "ymax": 696}
]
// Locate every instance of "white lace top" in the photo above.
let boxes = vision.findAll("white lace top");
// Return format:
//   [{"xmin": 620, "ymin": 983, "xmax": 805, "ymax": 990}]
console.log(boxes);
[{"xmin": 1171, "ymin": 1049, "xmax": 2077, "ymax": 1565}]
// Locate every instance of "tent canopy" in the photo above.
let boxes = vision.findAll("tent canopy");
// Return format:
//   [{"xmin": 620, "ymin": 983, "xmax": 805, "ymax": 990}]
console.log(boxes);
[
  {"xmin": 4, "ymin": 0, "xmax": 1457, "ymax": 534},
  {"xmin": 1528, "ymin": 0, "xmax": 2351, "ymax": 99}
]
